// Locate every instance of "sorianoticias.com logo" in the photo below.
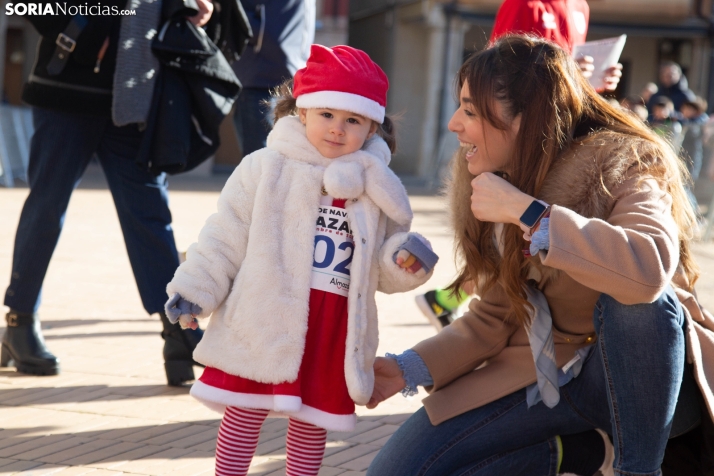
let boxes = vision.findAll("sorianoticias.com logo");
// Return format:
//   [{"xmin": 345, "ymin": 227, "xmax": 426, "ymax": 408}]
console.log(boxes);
[{"xmin": 5, "ymin": 3, "xmax": 136, "ymax": 15}]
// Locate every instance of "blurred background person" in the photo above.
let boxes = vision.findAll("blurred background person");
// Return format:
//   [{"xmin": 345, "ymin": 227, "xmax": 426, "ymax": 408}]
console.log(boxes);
[
  {"xmin": 679, "ymin": 97, "xmax": 709, "ymax": 216},
  {"xmin": 621, "ymin": 95, "xmax": 649, "ymax": 122},
  {"xmin": 641, "ymin": 82, "xmax": 659, "ymax": 104},
  {"xmin": 647, "ymin": 61, "xmax": 696, "ymax": 115},
  {"xmin": 649, "ymin": 96, "xmax": 682, "ymax": 148},
  {"xmin": 231, "ymin": 0, "xmax": 315, "ymax": 158},
  {"xmin": 2, "ymin": 0, "xmax": 215, "ymax": 384},
  {"xmin": 490, "ymin": 0, "xmax": 589, "ymax": 53}
]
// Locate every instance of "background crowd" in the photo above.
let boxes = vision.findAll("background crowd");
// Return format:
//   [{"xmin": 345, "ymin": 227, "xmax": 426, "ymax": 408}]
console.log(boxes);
[{"xmin": 621, "ymin": 60, "xmax": 712, "ymax": 221}]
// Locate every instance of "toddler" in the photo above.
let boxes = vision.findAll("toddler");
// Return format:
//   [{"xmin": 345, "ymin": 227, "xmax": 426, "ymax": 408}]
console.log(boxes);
[{"xmin": 165, "ymin": 44, "xmax": 438, "ymax": 476}]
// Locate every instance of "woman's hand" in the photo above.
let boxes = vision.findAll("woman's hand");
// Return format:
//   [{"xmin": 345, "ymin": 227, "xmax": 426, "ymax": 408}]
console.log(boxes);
[
  {"xmin": 188, "ymin": 0, "xmax": 213, "ymax": 27},
  {"xmin": 470, "ymin": 173, "xmax": 533, "ymax": 228},
  {"xmin": 367, "ymin": 357, "xmax": 406, "ymax": 409}
]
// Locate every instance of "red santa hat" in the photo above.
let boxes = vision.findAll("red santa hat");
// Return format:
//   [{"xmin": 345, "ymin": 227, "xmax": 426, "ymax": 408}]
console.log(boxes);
[{"xmin": 293, "ymin": 44, "xmax": 389, "ymax": 124}]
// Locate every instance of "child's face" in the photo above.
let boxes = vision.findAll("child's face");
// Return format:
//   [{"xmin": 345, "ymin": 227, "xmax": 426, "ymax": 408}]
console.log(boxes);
[
  {"xmin": 681, "ymin": 104, "xmax": 697, "ymax": 119},
  {"xmin": 299, "ymin": 108, "xmax": 378, "ymax": 159},
  {"xmin": 652, "ymin": 105, "xmax": 671, "ymax": 120}
]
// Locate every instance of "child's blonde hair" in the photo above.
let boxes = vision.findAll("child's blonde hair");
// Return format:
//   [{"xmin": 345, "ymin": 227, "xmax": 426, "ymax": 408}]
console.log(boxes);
[{"xmin": 270, "ymin": 79, "xmax": 397, "ymax": 153}]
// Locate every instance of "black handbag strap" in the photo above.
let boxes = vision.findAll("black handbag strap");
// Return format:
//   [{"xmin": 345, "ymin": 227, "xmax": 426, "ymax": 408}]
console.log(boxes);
[{"xmin": 46, "ymin": 15, "xmax": 88, "ymax": 76}]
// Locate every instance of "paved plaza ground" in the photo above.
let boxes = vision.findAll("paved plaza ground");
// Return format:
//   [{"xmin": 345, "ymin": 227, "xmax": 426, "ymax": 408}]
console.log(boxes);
[{"xmin": 0, "ymin": 164, "xmax": 713, "ymax": 476}]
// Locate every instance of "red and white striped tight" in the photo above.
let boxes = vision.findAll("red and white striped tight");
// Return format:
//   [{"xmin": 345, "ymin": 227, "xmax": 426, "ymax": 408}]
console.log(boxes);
[{"xmin": 214, "ymin": 406, "xmax": 328, "ymax": 476}]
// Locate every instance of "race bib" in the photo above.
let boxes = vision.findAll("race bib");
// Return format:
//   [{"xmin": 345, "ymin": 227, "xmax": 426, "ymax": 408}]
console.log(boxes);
[{"xmin": 310, "ymin": 205, "xmax": 354, "ymax": 297}]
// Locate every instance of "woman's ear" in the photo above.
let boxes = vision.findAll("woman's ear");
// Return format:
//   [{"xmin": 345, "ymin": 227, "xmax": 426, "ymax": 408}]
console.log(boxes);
[
  {"xmin": 299, "ymin": 108, "xmax": 308, "ymax": 125},
  {"xmin": 367, "ymin": 121, "xmax": 379, "ymax": 139},
  {"xmin": 511, "ymin": 113, "xmax": 522, "ymax": 137}
]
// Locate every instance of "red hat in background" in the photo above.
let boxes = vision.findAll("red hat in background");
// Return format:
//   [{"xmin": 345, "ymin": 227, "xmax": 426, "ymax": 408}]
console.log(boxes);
[
  {"xmin": 490, "ymin": 0, "xmax": 589, "ymax": 53},
  {"xmin": 293, "ymin": 44, "xmax": 389, "ymax": 123}
]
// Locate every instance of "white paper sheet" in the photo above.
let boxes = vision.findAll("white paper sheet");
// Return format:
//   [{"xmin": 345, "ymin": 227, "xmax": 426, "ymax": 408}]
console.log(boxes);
[{"xmin": 572, "ymin": 34, "xmax": 627, "ymax": 90}]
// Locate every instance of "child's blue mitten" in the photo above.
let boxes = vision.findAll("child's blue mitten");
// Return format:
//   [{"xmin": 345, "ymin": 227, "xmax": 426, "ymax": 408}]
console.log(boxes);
[
  {"xmin": 165, "ymin": 293, "xmax": 202, "ymax": 328},
  {"xmin": 394, "ymin": 235, "xmax": 439, "ymax": 276}
]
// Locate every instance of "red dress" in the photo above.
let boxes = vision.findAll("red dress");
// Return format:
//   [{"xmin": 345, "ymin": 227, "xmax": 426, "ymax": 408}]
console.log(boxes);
[{"xmin": 190, "ymin": 196, "xmax": 357, "ymax": 432}]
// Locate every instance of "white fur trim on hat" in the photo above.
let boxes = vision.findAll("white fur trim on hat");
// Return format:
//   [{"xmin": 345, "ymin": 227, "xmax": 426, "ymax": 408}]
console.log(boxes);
[{"xmin": 296, "ymin": 90, "xmax": 385, "ymax": 123}]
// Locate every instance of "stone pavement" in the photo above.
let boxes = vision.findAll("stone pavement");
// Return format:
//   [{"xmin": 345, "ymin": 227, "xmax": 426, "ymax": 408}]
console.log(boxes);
[
  {"xmin": 0, "ymin": 164, "xmax": 713, "ymax": 476},
  {"xmin": 0, "ymin": 165, "xmax": 455, "ymax": 476}
]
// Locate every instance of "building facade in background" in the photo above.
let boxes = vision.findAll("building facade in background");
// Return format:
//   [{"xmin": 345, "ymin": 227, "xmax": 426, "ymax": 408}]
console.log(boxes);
[
  {"xmin": 349, "ymin": 0, "xmax": 714, "ymax": 185},
  {"xmin": 1, "ymin": 0, "xmax": 710, "ymax": 181}
]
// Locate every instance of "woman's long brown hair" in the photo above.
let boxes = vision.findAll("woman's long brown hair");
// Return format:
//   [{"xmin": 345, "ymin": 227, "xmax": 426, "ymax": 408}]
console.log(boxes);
[{"xmin": 448, "ymin": 35, "xmax": 699, "ymax": 326}]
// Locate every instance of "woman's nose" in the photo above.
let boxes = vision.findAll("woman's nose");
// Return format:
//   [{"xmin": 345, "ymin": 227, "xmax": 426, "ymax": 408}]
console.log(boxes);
[{"xmin": 448, "ymin": 113, "xmax": 460, "ymax": 133}]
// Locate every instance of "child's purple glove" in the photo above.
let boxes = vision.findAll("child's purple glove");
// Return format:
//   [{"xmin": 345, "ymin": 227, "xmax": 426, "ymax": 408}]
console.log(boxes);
[
  {"xmin": 394, "ymin": 235, "xmax": 439, "ymax": 278},
  {"xmin": 165, "ymin": 293, "xmax": 202, "ymax": 329}
]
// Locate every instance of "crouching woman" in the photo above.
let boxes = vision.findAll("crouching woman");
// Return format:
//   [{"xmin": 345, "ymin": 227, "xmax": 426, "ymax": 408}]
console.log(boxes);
[{"xmin": 366, "ymin": 35, "xmax": 714, "ymax": 476}]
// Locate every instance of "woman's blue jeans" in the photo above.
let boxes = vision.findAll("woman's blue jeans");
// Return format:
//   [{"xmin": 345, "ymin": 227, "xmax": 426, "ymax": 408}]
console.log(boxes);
[
  {"xmin": 3, "ymin": 108, "xmax": 180, "ymax": 315},
  {"xmin": 368, "ymin": 286, "xmax": 697, "ymax": 476}
]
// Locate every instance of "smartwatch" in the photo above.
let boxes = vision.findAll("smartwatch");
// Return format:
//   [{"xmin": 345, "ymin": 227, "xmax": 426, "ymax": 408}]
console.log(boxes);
[{"xmin": 519, "ymin": 200, "xmax": 550, "ymax": 234}]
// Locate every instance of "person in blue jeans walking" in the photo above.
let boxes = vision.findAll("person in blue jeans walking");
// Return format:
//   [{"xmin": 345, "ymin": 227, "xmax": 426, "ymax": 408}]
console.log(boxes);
[
  {"xmin": 2, "ymin": 0, "xmax": 212, "ymax": 384},
  {"xmin": 366, "ymin": 35, "xmax": 713, "ymax": 476},
  {"xmin": 231, "ymin": 0, "xmax": 314, "ymax": 159}
]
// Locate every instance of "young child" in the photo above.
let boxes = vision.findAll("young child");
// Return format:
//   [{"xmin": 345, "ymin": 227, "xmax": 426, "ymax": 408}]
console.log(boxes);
[
  {"xmin": 164, "ymin": 44, "xmax": 438, "ymax": 476},
  {"xmin": 650, "ymin": 96, "xmax": 683, "ymax": 150}
]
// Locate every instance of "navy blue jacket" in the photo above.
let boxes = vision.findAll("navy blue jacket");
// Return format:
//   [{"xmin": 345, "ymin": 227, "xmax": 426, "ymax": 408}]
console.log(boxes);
[
  {"xmin": 231, "ymin": 0, "xmax": 312, "ymax": 89},
  {"xmin": 648, "ymin": 75, "xmax": 697, "ymax": 113}
]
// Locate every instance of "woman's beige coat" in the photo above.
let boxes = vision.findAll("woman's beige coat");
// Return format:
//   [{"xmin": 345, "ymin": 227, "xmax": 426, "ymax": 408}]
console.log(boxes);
[{"xmin": 414, "ymin": 130, "xmax": 714, "ymax": 426}]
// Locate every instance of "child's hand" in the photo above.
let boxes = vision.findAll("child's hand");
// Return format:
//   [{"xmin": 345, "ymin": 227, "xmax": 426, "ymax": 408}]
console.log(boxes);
[
  {"xmin": 178, "ymin": 315, "xmax": 199, "ymax": 330},
  {"xmin": 396, "ymin": 250, "xmax": 425, "ymax": 277},
  {"xmin": 393, "ymin": 235, "xmax": 439, "ymax": 278},
  {"xmin": 165, "ymin": 293, "xmax": 202, "ymax": 330}
]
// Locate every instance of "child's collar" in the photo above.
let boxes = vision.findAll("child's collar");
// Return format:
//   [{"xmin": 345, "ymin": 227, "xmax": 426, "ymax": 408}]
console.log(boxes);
[{"xmin": 267, "ymin": 115, "xmax": 412, "ymax": 226}]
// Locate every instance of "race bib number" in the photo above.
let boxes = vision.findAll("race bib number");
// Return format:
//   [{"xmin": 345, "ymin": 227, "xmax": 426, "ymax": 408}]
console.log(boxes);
[{"xmin": 310, "ymin": 205, "xmax": 354, "ymax": 297}]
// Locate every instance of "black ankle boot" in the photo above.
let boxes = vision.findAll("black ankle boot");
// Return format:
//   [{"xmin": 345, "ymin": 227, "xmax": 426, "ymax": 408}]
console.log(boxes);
[
  {"xmin": 159, "ymin": 312, "xmax": 203, "ymax": 386},
  {"xmin": 1, "ymin": 311, "xmax": 60, "ymax": 376}
]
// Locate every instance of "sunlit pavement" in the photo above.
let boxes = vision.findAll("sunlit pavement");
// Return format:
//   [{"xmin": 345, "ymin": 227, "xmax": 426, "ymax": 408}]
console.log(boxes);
[{"xmin": 0, "ymin": 164, "xmax": 712, "ymax": 475}]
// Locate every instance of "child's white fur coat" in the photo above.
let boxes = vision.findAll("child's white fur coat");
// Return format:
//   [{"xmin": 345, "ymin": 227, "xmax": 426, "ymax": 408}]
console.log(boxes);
[{"xmin": 167, "ymin": 116, "xmax": 433, "ymax": 405}]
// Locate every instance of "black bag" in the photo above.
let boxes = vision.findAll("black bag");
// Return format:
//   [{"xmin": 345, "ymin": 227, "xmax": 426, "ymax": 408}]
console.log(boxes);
[{"xmin": 136, "ymin": 0, "xmax": 251, "ymax": 174}]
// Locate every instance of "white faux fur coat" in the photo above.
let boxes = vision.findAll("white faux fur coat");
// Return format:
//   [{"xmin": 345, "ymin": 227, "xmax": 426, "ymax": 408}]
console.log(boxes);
[{"xmin": 167, "ymin": 116, "xmax": 433, "ymax": 405}]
